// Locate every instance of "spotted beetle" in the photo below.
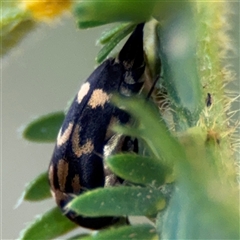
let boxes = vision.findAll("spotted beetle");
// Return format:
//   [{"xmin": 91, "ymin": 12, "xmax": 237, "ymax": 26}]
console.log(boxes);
[{"xmin": 48, "ymin": 23, "xmax": 145, "ymax": 229}]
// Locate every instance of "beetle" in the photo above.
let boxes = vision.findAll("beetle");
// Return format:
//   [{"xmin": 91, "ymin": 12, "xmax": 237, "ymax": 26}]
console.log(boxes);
[{"xmin": 48, "ymin": 23, "xmax": 145, "ymax": 229}]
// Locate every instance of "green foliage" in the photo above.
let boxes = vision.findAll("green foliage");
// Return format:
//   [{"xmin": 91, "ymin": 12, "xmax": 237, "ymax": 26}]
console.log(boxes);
[
  {"xmin": 78, "ymin": 225, "xmax": 157, "ymax": 240},
  {"xmin": 96, "ymin": 22, "xmax": 137, "ymax": 63},
  {"xmin": 158, "ymin": 9, "xmax": 202, "ymax": 126},
  {"xmin": 67, "ymin": 186, "xmax": 165, "ymax": 217},
  {"xmin": 13, "ymin": 1, "xmax": 239, "ymax": 239},
  {"xmin": 19, "ymin": 207, "xmax": 78, "ymax": 240},
  {"xmin": 20, "ymin": 171, "xmax": 51, "ymax": 202},
  {"xmin": 97, "ymin": 23, "xmax": 134, "ymax": 45},
  {"xmin": 73, "ymin": 0, "xmax": 157, "ymax": 28},
  {"xmin": 23, "ymin": 111, "xmax": 64, "ymax": 142},
  {"xmin": 1, "ymin": 2, "xmax": 35, "ymax": 56},
  {"xmin": 157, "ymin": 127, "xmax": 239, "ymax": 239},
  {"xmin": 106, "ymin": 154, "xmax": 173, "ymax": 186}
]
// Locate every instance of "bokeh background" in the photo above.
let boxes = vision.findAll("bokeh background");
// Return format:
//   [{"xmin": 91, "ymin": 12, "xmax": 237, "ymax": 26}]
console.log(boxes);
[{"xmin": 2, "ymin": 4, "xmax": 239, "ymax": 239}]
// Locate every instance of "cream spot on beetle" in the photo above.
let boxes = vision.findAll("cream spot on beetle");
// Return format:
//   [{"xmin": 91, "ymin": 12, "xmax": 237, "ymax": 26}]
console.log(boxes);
[
  {"xmin": 71, "ymin": 174, "xmax": 81, "ymax": 193},
  {"xmin": 88, "ymin": 89, "xmax": 110, "ymax": 108},
  {"xmin": 57, "ymin": 159, "xmax": 69, "ymax": 191},
  {"xmin": 71, "ymin": 124, "xmax": 81, "ymax": 154},
  {"xmin": 77, "ymin": 82, "xmax": 90, "ymax": 103},
  {"xmin": 71, "ymin": 124, "xmax": 94, "ymax": 157},
  {"xmin": 79, "ymin": 140, "xmax": 94, "ymax": 156},
  {"xmin": 57, "ymin": 122, "xmax": 74, "ymax": 147}
]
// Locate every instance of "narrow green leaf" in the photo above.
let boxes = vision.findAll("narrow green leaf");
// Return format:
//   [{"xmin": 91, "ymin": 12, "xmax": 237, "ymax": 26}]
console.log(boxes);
[
  {"xmin": 22, "ymin": 171, "xmax": 51, "ymax": 202},
  {"xmin": 80, "ymin": 225, "xmax": 157, "ymax": 240},
  {"xmin": 19, "ymin": 207, "xmax": 77, "ymax": 240},
  {"xmin": 23, "ymin": 111, "xmax": 64, "ymax": 142},
  {"xmin": 96, "ymin": 23, "xmax": 136, "ymax": 63},
  {"xmin": 106, "ymin": 154, "xmax": 174, "ymax": 186},
  {"xmin": 97, "ymin": 22, "xmax": 132, "ymax": 45},
  {"xmin": 73, "ymin": 1, "xmax": 156, "ymax": 29},
  {"xmin": 67, "ymin": 186, "xmax": 165, "ymax": 217}
]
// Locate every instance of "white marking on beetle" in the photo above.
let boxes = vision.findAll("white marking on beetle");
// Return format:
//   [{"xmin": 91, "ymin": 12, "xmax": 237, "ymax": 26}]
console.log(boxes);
[
  {"xmin": 57, "ymin": 122, "xmax": 74, "ymax": 147},
  {"xmin": 77, "ymin": 82, "xmax": 90, "ymax": 103}
]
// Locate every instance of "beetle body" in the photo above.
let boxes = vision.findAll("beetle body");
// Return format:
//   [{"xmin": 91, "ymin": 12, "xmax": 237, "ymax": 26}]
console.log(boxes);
[{"xmin": 48, "ymin": 23, "xmax": 145, "ymax": 229}]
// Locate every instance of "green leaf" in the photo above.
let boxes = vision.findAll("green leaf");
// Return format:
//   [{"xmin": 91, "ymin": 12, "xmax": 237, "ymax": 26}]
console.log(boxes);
[
  {"xmin": 158, "ymin": 170, "xmax": 240, "ymax": 239},
  {"xmin": 67, "ymin": 186, "xmax": 165, "ymax": 217},
  {"xmin": 157, "ymin": 6, "xmax": 202, "ymax": 129},
  {"xmin": 19, "ymin": 207, "xmax": 78, "ymax": 240},
  {"xmin": 23, "ymin": 111, "xmax": 64, "ymax": 142},
  {"xmin": 96, "ymin": 22, "xmax": 136, "ymax": 63},
  {"xmin": 80, "ymin": 224, "xmax": 157, "ymax": 240},
  {"xmin": 73, "ymin": 1, "xmax": 157, "ymax": 28},
  {"xmin": 97, "ymin": 22, "xmax": 133, "ymax": 45},
  {"xmin": 106, "ymin": 154, "xmax": 174, "ymax": 186},
  {"xmin": 156, "ymin": 127, "xmax": 239, "ymax": 239},
  {"xmin": 21, "ymin": 171, "xmax": 51, "ymax": 202}
]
